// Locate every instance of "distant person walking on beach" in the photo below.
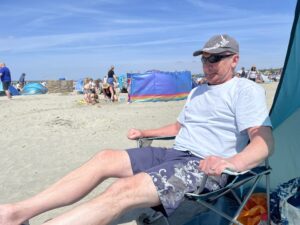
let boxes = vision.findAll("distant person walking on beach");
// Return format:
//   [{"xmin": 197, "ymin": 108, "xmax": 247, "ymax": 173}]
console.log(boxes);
[
  {"xmin": 0, "ymin": 63, "xmax": 12, "ymax": 99},
  {"xmin": 107, "ymin": 66, "xmax": 117, "ymax": 101}
]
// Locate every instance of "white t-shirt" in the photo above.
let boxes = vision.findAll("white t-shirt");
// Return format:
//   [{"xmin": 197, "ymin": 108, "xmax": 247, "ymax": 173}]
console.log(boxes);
[{"xmin": 173, "ymin": 77, "xmax": 272, "ymax": 158}]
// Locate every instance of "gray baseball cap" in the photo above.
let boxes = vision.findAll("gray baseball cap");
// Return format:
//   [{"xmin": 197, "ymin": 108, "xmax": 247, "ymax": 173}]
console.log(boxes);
[{"xmin": 193, "ymin": 34, "xmax": 239, "ymax": 56}]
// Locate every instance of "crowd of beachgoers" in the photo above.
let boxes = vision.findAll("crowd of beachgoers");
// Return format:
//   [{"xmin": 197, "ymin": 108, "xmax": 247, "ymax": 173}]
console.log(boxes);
[
  {"xmin": 235, "ymin": 66, "xmax": 281, "ymax": 82},
  {"xmin": 82, "ymin": 76, "xmax": 121, "ymax": 105},
  {"xmin": 2, "ymin": 63, "xmax": 281, "ymax": 106}
]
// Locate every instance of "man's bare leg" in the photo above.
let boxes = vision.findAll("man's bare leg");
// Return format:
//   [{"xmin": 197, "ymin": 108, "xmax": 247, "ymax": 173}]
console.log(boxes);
[
  {"xmin": 0, "ymin": 149, "xmax": 133, "ymax": 225},
  {"xmin": 43, "ymin": 172, "xmax": 160, "ymax": 225}
]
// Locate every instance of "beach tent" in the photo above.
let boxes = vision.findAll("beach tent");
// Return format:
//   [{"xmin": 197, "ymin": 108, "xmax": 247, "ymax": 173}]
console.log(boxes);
[
  {"xmin": 21, "ymin": 83, "xmax": 48, "ymax": 95},
  {"xmin": 75, "ymin": 79, "xmax": 84, "ymax": 94},
  {"xmin": 268, "ymin": 0, "xmax": 300, "ymax": 190},
  {"xmin": 129, "ymin": 70, "xmax": 192, "ymax": 102}
]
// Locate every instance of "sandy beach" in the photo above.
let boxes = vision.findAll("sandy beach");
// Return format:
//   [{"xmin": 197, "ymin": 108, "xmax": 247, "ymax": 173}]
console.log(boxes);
[{"xmin": 0, "ymin": 81, "xmax": 278, "ymax": 225}]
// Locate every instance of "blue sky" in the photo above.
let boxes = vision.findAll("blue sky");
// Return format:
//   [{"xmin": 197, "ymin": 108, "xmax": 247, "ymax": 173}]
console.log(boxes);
[{"xmin": 0, "ymin": 0, "xmax": 297, "ymax": 80}]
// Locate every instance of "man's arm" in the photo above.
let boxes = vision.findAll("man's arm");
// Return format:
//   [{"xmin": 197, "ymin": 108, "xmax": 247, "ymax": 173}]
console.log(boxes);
[
  {"xmin": 199, "ymin": 126, "xmax": 274, "ymax": 175},
  {"xmin": 127, "ymin": 122, "xmax": 181, "ymax": 140},
  {"xmin": 228, "ymin": 126, "xmax": 274, "ymax": 171}
]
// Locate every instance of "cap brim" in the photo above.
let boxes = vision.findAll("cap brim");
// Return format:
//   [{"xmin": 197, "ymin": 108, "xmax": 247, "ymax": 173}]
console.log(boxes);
[
  {"xmin": 193, "ymin": 50, "xmax": 202, "ymax": 56},
  {"xmin": 193, "ymin": 48, "xmax": 225, "ymax": 56},
  {"xmin": 193, "ymin": 48, "xmax": 238, "ymax": 56}
]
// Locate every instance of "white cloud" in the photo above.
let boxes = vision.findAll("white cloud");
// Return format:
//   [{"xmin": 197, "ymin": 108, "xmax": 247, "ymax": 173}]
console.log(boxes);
[{"xmin": 185, "ymin": 0, "xmax": 240, "ymax": 13}]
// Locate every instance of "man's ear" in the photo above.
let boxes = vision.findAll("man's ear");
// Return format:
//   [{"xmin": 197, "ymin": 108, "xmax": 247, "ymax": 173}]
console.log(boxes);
[{"xmin": 231, "ymin": 54, "xmax": 239, "ymax": 68}]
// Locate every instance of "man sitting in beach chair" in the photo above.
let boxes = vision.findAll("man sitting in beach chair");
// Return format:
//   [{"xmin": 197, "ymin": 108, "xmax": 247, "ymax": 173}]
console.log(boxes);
[{"xmin": 0, "ymin": 34, "xmax": 274, "ymax": 225}]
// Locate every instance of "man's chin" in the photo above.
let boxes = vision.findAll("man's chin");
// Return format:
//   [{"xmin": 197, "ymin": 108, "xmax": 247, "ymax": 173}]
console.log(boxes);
[
  {"xmin": 206, "ymin": 77, "xmax": 221, "ymax": 85},
  {"xmin": 205, "ymin": 75, "xmax": 215, "ymax": 82}
]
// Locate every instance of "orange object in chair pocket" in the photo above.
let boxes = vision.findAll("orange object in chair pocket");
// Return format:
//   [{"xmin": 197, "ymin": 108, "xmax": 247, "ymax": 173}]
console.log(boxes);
[{"xmin": 237, "ymin": 193, "xmax": 268, "ymax": 225}]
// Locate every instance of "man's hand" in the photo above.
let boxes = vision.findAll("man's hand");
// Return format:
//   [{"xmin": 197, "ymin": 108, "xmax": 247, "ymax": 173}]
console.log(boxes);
[
  {"xmin": 127, "ymin": 128, "xmax": 143, "ymax": 140},
  {"xmin": 199, "ymin": 156, "xmax": 238, "ymax": 176}
]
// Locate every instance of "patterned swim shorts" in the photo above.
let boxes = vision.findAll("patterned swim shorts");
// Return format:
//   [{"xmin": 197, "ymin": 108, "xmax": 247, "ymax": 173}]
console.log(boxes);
[{"xmin": 126, "ymin": 147, "xmax": 228, "ymax": 216}]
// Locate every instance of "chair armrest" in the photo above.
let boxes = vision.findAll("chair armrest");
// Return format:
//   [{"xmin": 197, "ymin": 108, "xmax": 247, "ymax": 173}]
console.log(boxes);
[
  {"xmin": 137, "ymin": 136, "xmax": 176, "ymax": 141},
  {"xmin": 223, "ymin": 168, "xmax": 250, "ymax": 176},
  {"xmin": 186, "ymin": 165, "xmax": 271, "ymax": 201},
  {"xmin": 136, "ymin": 136, "xmax": 176, "ymax": 148}
]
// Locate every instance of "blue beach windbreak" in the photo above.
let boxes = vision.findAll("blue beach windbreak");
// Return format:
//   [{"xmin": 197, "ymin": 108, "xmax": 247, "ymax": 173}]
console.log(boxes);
[{"xmin": 129, "ymin": 70, "xmax": 192, "ymax": 102}]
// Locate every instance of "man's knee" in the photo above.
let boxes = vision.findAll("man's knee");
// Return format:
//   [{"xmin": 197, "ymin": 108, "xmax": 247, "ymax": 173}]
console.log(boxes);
[
  {"xmin": 104, "ymin": 173, "xmax": 160, "ymax": 206},
  {"xmin": 88, "ymin": 149, "xmax": 133, "ymax": 179},
  {"xmin": 93, "ymin": 149, "xmax": 118, "ymax": 162}
]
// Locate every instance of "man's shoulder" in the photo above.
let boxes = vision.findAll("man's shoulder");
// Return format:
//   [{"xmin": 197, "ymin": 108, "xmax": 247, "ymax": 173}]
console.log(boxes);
[
  {"xmin": 189, "ymin": 84, "xmax": 207, "ymax": 95},
  {"xmin": 4, "ymin": 67, "xmax": 10, "ymax": 73},
  {"xmin": 235, "ymin": 77, "xmax": 263, "ymax": 90},
  {"xmin": 234, "ymin": 78, "xmax": 267, "ymax": 103}
]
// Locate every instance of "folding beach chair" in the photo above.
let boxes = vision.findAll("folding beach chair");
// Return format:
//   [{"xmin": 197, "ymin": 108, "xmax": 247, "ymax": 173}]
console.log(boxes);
[{"xmin": 136, "ymin": 136, "xmax": 271, "ymax": 225}]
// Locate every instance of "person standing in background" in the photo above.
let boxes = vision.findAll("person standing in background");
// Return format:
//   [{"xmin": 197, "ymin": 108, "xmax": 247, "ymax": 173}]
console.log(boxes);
[
  {"xmin": 0, "ymin": 62, "xmax": 12, "ymax": 99},
  {"xmin": 107, "ymin": 66, "xmax": 117, "ymax": 101},
  {"xmin": 18, "ymin": 73, "xmax": 26, "ymax": 88},
  {"xmin": 247, "ymin": 65, "xmax": 258, "ymax": 82},
  {"xmin": 240, "ymin": 67, "xmax": 246, "ymax": 78}
]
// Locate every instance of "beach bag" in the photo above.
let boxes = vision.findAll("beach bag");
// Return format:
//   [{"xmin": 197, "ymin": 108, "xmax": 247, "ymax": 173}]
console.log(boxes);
[
  {"xmin": 282, "ymin": 192, "xmax": 300, "ymax": 225},
  {"xmin": 237, "ymin": 193, "xmax": 267, "ymax": 225},
  {"xmin": 270, "ymin": 177, "xmax": 300, "ymax": 225}
]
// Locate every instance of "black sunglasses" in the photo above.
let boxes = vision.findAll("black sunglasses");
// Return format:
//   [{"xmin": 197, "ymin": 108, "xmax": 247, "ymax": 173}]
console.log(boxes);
[{"xmin": 201, "ymin": 54, "xmax": 234, "ymax": 64}]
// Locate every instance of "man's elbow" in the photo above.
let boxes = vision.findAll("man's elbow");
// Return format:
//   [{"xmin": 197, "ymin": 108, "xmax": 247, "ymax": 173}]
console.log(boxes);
[{"xmin": 174, "ymin": 122, "xmax": 182, "ymax": 135}]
